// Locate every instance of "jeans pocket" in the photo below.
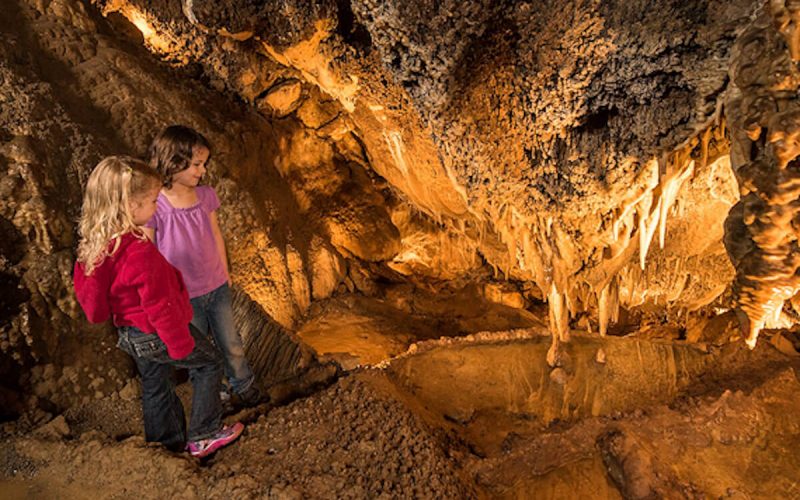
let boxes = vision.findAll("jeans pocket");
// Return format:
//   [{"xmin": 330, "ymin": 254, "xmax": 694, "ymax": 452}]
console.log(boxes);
[
  {"xmin": 116, "ymin": 334, "xmax": 135, "ymax": 358},
  {"xmin": 131, "ymin": 335, "xmax": 169, "ymax": 361}
]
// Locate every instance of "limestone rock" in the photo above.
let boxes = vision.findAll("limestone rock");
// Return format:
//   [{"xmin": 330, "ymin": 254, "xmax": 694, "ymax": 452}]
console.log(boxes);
[
  {"xmin": 287, "ymin": 245, "xmax": 311, "ymax": 313},
  {"xmin": 1, "ymin": 0, "xmax": 787, "ymax": 414},
  {"xmin": 118, "ymin": 380, "xmax": 141, "ymax": 401},
  {"xmin": 549, "ymin": 367, "xmax": 568, "ymax": 385},
  {"xmin": 296, "ymin": 92, "xmax": 340, "ymax": 129},
  {"xmin": 33, "ymin": 415, "xmax": 71, "ymax": 439},
  {"xmin": 315, "ymin": 115, "xmax": 352, "ymax": 140},
  {"xmin": 309, "ymin": 238, "xmax": 345, "ymax": 300},
  {"xmin": 258, "ymin": 80, "xmax": 304, "ymax": 117},
  {"xmin": 483, "ymin": 283, "xmax": 526, "ymax": 310},
  {"xmin": 595, "ymin": 348, "xmax": 607, "ymax": 364}
]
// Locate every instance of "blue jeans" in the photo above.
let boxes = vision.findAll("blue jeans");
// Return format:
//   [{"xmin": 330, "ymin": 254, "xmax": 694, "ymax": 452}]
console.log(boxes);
[
  {"xmin": 117, "ymin": 325, "xmax": 223, "ymax": 449},
  {"xmin": 190, "ymin": 283, "xmax": 255, "ymax": 394}
]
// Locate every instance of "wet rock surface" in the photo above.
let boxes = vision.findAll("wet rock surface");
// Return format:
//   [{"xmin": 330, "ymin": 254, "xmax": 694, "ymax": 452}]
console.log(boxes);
[{"xmin": 472, "ymin": 364, "xmax": 800, "ymax": 499}]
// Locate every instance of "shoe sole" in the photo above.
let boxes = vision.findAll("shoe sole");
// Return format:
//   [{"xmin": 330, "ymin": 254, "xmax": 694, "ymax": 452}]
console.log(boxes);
[{"xmin": 190, "ymin": 422, "xmax": 245, "ymax": 458}]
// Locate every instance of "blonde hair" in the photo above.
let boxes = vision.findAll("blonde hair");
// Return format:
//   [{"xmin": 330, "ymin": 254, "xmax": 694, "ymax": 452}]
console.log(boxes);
[{"xmin": 76, "ymin": 156, "xmax": 161, "ymax": 275}]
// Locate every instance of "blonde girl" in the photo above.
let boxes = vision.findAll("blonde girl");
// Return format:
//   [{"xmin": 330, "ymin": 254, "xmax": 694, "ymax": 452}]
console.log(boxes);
[{"xmin": 73, "ymin": 156, "xmax": 243, "ymax": 458}]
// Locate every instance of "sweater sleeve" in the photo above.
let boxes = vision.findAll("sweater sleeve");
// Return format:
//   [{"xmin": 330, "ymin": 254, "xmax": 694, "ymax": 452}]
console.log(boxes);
[
  {"xmin": 73, "ymin": 261, "xmax": 111, "ymax": 323},
  {"xmin": 125, "ymin": 243, "xmax": 195, "ymax": 359}
]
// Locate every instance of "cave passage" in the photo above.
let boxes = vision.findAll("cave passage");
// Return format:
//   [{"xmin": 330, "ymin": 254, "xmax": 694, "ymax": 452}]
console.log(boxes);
[{"xmin": 2, "ymin": 0, "xmax": 800, "ymax": 498}]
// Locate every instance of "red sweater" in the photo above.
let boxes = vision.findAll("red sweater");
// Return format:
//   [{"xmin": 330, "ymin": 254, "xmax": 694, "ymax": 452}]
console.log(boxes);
[{"xmin": 73, "ymin": 233, "xmax": 195, "ymax": 359}]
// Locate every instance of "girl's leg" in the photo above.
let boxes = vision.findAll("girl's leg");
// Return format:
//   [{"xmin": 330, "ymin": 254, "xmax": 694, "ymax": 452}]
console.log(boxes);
[
  {"xmin": 171, "ymin": 325, "xmax": 225, "ymax": 441},
  {"xmin": 191, "ymin": 290, "xmax": 233, "ymax": 398},
  {"xmin": 206, "ymin": 283, "xmax": 255, "ymax": 394},
  {"xmin": 118, "ymin": 327, "xmax": 186, "ymax": 450},
  {"xmin": 135, "ymin": 357, "xmax": 186, "ymax": 450},
  {"xmin": 190, "ymin": 293, "xmax": 211, "ymax": 336}
]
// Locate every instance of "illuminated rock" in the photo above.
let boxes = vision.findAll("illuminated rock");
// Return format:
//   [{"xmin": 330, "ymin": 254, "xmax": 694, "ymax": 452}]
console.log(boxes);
[
  {"xmin": 258, "ymin": 79, "xmax": 304, "ymax": 117},
  {"xmin": 1, "ymin": 0, "xmax": 795, "ymax": 415},
  {"xmin": 724, "ymin": 2, "xmax": 800, "ymax": 348}
]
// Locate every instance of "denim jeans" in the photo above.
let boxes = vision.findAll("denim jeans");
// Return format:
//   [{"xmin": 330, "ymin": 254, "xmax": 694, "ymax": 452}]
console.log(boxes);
[
  {"xmin": 190, "ymin": 283, "xmax": 255, "ymax": 394},
  {"xmin": 117, "ymin": 325, "xmax": 223, "ymax": 449}
]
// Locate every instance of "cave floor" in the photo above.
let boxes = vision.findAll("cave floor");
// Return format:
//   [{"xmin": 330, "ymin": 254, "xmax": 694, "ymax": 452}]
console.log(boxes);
[
  {"xmin": 296, "ymin": 289, "xmax": 547, "ymax": 369},
  {"xmin": 2, "ymin": 315, "xmax": 800, "ymax": 498}
]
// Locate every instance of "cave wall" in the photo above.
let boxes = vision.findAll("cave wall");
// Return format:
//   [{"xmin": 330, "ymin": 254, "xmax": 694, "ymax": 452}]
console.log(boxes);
[
  {"xmin": 723, "ymin": 2, "xmax": 800, "ymax": 347},
  {"xmin": 0, "ymin": 0, "xmax": 409, "ymax": 413}
]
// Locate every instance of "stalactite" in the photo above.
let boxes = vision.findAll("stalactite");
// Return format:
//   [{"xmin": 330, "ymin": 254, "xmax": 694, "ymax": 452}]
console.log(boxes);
[
  {"xmin": 598, "ymin": 279, "xmax": 611, "ymax": 337},
  {"xmin": 477, "ymin": 116, "xmax": 726, "ymax": 354},
  {"xmin": 723, "ymin": 1, "xmax": 800, "ymax": 348},
  {"xmin": 103, "ymin": 0, "xmax": 739, "ymax": 356}
]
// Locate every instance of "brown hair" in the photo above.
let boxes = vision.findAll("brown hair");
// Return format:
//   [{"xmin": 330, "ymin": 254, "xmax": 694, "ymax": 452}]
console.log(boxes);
[
  {"xmin": 147, "ymin": 125, "xmax": 212, "ymax": 188},
  {"xmin": 77, "ymin": 156, "xmax": 161, "ymax": 274}
]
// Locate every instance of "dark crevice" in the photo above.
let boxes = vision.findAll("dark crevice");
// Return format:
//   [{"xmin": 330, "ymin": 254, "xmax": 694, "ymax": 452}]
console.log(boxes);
[
  {"xmin": 583, "ymin": 107, "xmax": 620, "ymax": 133},
  {"xmin": 335, "ymin": 0, "xmax": 372, "ymax": 54}
]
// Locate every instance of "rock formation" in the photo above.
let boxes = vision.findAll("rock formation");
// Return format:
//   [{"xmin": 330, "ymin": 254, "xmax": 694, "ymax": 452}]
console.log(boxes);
[
  {"xmin": 92, "ymin": 0, "xmax": 751, "ymax": 354},
  {"xmin": 0, "ymin": 0, "xmax": 796, "ymax": 413},
  {"xmin": 6, "ymin": 1, "xmax": 800, "ymax": 497},
  {"xmin": 724, "ymin": 1, "xmax": 800, "ymax": 347}
]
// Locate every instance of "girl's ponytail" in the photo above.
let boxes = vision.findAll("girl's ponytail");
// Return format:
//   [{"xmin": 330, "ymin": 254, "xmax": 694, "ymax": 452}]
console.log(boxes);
[{"xmin": 76, "ymin": 156, "xmax": 160, "ymax": 275}]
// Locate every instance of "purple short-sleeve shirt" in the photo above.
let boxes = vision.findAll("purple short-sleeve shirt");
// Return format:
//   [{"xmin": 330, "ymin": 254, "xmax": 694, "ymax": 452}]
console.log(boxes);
[{"xmin": 145, "ymin": 185, "xmax": 227, "ymax": 298}]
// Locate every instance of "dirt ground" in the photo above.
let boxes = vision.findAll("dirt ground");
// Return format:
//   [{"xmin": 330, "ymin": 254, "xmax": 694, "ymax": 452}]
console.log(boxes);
[
  {"xmin": 0, "ymin": 371, "xmax": 473, "ymax": 499},
  {"xmin": 2, "ymin": 314, "xmax": 800, "ymax": 499}
]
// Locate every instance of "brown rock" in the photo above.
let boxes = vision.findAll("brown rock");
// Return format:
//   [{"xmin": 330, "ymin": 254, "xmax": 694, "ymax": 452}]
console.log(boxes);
[
  {"xmin": 258, "ymin": 80, "xmax": 304, "ymax": 117},
  {"xmin": 297, "ymin": 95, "xmax": 340, "ymax": 129},
  {"xmin": 33, "ymin": 415, "xmax": 71, "ymax": 439}
]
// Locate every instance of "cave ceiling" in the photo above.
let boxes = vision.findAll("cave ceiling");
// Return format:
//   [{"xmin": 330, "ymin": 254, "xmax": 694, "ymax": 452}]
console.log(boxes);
[{"xmin": 97, "ymin": 0, "xmax": 762, "ymax": 343}]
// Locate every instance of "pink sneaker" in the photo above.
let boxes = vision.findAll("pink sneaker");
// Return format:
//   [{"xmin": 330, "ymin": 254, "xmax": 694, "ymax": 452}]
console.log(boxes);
[{"xmin": 186, "ymin": 422, "xmax": 244, "ymax": 458}]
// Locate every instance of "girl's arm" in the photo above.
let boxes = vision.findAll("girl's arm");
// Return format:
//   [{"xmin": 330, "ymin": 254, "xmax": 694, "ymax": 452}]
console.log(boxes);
[
  {"xmin": 73, "ymin": 261, "xmax": 112, "ymax": 323},
  {"xmin": 127, "ymin": 242, "xmax": 195, "ymax": 359},
  {"xmin": 209, "ymin": 211, "xmax": 230, "ymax": 285}
]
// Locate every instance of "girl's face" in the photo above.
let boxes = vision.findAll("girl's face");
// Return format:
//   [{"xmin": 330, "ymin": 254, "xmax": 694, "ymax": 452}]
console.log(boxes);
[
  {"xmin": 171, "ymin": 145, "xmax": 209, "ymax": 189},
  {"xmin": 130, "ymin": 185, "xmax": 161, "ymax": 225}
]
